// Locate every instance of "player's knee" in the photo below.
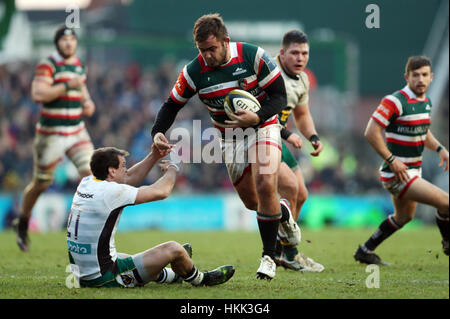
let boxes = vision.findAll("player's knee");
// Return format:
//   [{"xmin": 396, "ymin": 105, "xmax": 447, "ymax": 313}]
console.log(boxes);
[
  {"xmin": 30, "ymin": 179, "xmax": 52, "ymax": 193},
  {"xmin": 395, "ymin": 214, "xmax": 413, "ymax": 226},
  {"xmin": 255, "ymin": 175, "xmax": 277, "ymax": 197},
  {"xmin": 166, "ymin": 241, "xmax": 186, "ymax": 260}
]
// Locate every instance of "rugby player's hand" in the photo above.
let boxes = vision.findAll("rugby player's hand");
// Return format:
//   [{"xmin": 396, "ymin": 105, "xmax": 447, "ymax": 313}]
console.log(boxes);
[
  {"xmin": 389, "ymin": 159, "xmax": 410, "ymax": 184},
  {"xmin": 68, "ymin": 74, "xmax": 86, "ymax": 89},
  {"xmin": 153, "ymin": 132, "xmax": 175, "ymax": 153},
  {"xmin": 310, "ymin": 139, "xmax": 323, "ymax": 157},
  {"xmin": 438, "ymin": 148, "xmax": 449, "ymax": 171},
  {"xmin": 151, "ymin": 143, "xmax": 170, "ymax": 159},
  {"xmin": 224, "ymin": 109, "xmax": 260, "ymax": 128},
  {"xmin": 287, "ymin": 133, "xmax": 302, "ymax": 149},
  {"xmin": 82, "ymin": 99, "xmax": 95, "ymax": 117}
]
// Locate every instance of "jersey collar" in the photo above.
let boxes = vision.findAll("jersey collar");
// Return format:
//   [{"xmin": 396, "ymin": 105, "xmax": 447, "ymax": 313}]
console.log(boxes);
[{"xmin": 276, "ymin": 55, "xmax": 300, "ymax": 80}]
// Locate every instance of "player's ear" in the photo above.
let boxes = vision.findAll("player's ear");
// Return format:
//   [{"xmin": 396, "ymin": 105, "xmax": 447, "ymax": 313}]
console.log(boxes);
[
  {"xmin": 430, "ymin": 72, "xmax": 434, "ymax": 82},
  {"xmin": 404, "ymin": 73, "xmax": 408, "ymax": 82},
  {"xmin": 108, "ymin": 166, "xmax": 116, "ymax": 179},
  {"xmin": 280, "ymin": 48, "xmax": 285, "ymax": 57}
]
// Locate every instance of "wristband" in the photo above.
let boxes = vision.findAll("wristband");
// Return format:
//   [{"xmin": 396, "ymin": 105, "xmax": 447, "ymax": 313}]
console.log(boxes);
[
  {"xmin": 309, "ymin": 134, "xmax": 320, "ymax": 144},
  {"xmin": 166, "ymin": 163, "xmax": 180, "ymax": 173},
  {"xmin": 385, "ymin": 154, "xmax": 395, "ymax": 164},
  {"xmin": 63, "ymin": 82, "xmax": 70, "ymax": 91},
  {"xmin": 436, "ymin": 145, "xmax": 445, "ymax": 153},
  {"xmin": 280, "ymin": 128, "xmax": 293, "ymax": 140}
]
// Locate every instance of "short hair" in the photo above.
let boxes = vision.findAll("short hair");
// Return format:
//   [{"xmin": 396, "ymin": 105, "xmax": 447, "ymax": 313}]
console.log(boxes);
[
  {"xmin": 405, "ymin": 56, "xmax": 432, "ymax": 74},
  {"xmin": 54, "ymin": 25, "xmax": 77, "ymax": 46},
  {"xmin": 282, "ymin": 30, "xmax": 308, "ymax": 49},
  {"xmin": 193, "ymin": 13, "xmax": 229, "ymax": 43},
  {"xmin": 90, "ymin": 147, "xmax": 129, "ymax": 180}
]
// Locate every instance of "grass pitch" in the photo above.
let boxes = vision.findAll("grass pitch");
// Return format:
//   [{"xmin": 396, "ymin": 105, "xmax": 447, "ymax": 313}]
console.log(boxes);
[{"xmin": 0, "ymin": 227, "xmax": 448, "ymax": 299}]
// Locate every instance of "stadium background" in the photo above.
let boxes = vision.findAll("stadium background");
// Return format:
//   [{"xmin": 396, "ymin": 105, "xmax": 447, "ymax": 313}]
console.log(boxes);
[{"xmin": 0, "ymin": 0, "xmax": 448, "ymax": 233}]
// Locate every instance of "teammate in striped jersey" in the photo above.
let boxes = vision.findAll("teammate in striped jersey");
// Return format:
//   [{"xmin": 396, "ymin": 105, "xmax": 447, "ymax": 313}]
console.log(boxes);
[
  {"xmin": 354, "ymin": 56, "xmax": 449, "ymax": 264},
  {"xmin": 152, "ymin": 14, "xmax": 300, "ymax": 280},
  {"xmin": 274, "ymin": 30, "xmax": 324, "ymax": 272},
  {"xmin": 67, "ymin": 145, "xmax": 234, "ymax": 288},
  {"xmin": 14, "ymin": 26, "xmax": 95, "ymax": 252}
]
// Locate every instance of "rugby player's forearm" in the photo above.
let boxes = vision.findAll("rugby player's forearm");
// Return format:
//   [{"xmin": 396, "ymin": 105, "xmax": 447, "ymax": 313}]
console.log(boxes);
[
  {"xmin": 365, "ymin": 119, "xmax": 392, "ymax": 160},
  {"xmin": 125, "ymin": 154, "xmax": 159, "ymax": 187},
  {"xmin": 151, "ymin": 97, "xmax": 185, "ymax": 138},
  {"xmin": 256, "ymin": 75, "xmax": 287, "ymax": 123},
  {"xmin": 134, "ymin": 168, "xmax": 177, "ymax": 204},
  {"xmin": 293, "ymin": 105, "xmax": 317, "ymax": 140},
  {"xmin": 424, "ymin": 131, "xmax": 443, "ymax": 151}
]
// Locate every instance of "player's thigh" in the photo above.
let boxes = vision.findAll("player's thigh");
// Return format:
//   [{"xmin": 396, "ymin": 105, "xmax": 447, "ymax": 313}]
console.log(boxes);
[
  {"xmin": 401, "ymin": 177, "xmax": 449, "ymax": 211},
  {"xmin": 32, "ymin": 133, "xmax": 64, "ymax": 183},
  {"xmin": 133, "ymin": 241, "xmax": 184, "ymax": 281},
  {"xmin": 233, "ymin": 166, "xmax": 259, "ymax": 211}
]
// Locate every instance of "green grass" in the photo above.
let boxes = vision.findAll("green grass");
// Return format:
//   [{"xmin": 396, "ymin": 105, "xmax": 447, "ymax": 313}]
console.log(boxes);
[{"xmin": 0, "ymin": 227, "xmax": 448, "ymax": 299}]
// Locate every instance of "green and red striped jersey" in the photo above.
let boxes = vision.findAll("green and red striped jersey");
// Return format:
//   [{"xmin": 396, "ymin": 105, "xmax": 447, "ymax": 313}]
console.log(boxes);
[
  {"xmin": 371, "ymin": 85, "xmax": 432, "ymax": 181},
  {"xmin": 170, "ymin": 42, "xmax": 281, "ymax": 133},
  {"xmin": 33, "ymin": 52, "xmax": 86, "ymax": 136}
]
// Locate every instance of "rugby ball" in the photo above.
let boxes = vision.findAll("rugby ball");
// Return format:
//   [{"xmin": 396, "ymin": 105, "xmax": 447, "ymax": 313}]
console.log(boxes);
[{"xmin": 223, "ymin": 89, "xmax": 261, "ymax": 118}]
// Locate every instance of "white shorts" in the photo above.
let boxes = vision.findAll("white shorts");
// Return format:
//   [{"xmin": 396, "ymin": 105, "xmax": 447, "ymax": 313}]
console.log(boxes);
[
  {"xmin": 33, "ymin": 126, "xmax": 94, "ymax": 182},
  {"xmin": 220, "ymin": 121, "xmax": 282, "ymax": 186},
  {"xmin": 380, "ymin": 168, "xmax": 421, "ymax": 199}
]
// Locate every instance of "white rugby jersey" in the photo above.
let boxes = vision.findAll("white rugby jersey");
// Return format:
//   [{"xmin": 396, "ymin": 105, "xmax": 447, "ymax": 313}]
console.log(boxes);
[
  {"xmin": 275, "ymin": 55, "xmax": 310, "ymax": 127},
  {"xmin": 66, "ymin": 176, "xmax": 138, "ymax": 280}
]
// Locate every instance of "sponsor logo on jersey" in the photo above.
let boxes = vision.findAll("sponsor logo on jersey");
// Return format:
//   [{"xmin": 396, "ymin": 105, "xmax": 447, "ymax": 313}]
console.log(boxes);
[
  {"xmin": 425, "ymin": 104, "xmax": 431, "ymax": 110},
  {"xmin": 77, "ymin": 191, "xmax": 94, "ymax": 199},
  {"xmin": 232, "ymin": 67, "xmax": 247, "ymax": 76},
  {"xmin": 67, "ymin": 240, "xmax": 92, "ymax": 254}
]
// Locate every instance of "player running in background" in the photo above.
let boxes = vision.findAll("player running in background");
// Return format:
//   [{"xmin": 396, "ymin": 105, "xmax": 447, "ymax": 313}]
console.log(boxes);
[
  {"xmin": 354, "ymin": 56, "xmax": 449, "ymax": 264},
  {"xmin": 151, "ymin": 13, "xmax": 300, "ymax": 280},
  {"xmin": 67, "ymin": 144, "xmax": 234, "ymax": 288},
  {"xmin": 14, "ymin": 26, "xmax": 96, "ymax": 252},
  {"xmin": 274, "ymin": 30, "xmax": 324, "ymax": 272}
]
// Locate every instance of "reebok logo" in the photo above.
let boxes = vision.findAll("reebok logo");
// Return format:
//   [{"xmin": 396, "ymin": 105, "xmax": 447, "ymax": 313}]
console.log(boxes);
[
  {"xmin": 232, "ymin": 67, "xmax": 247, "ymax": 76},
  {"xmin": 77, "ymin": 191, "xmax": 94, "ymax": 199}
]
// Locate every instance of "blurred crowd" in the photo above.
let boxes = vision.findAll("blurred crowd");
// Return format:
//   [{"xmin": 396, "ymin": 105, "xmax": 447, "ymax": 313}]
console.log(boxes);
[{"xmin": 0, "ymin": 58, "xmax": 427, "ymax": 196}]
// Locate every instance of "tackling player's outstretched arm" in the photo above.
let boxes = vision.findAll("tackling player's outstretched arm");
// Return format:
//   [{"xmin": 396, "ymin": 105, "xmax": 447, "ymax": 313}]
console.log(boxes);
[
  {"xmin": 134, "ymin": 162, "xmax": 179, "ymax": 204},
  {"xmin": 124, "ymin": 144, "xmax": 170, "ymax": 187}
]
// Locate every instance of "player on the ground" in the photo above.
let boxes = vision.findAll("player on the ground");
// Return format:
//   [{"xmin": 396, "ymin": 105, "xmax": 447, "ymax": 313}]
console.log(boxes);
[
  {"xmin": 151, "ymin": 13, "xmax": 300, "ymax": 280},
  {"xmin": 13, "ymin": 26, "xmax": 96, "ymax": 252},
  {"xmin": 67, "ymin": 144, "xmax": 235, "ymax": 288},
  {"xmin": 354, "ymin": 56, "xmax": 449, "ymax": 264},
  {"xmin": 274, "ymin": 30, "xmax": 324, "ymax": 272}
]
